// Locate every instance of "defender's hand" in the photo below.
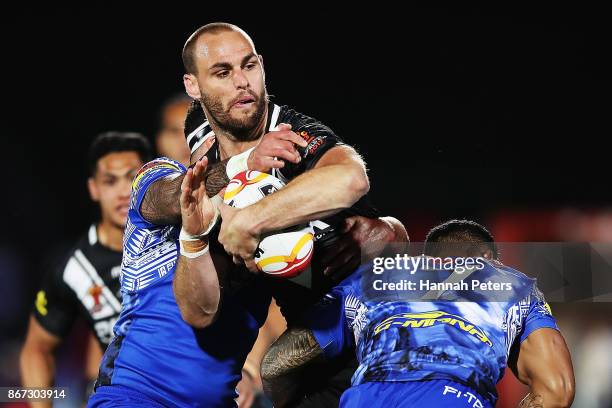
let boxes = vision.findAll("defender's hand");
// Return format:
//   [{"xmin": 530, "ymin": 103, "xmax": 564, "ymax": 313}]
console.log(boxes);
[
  {"xmin": 180, "ymin": 157, "xmax": 217, "ymax": 236},
  {"xmin": 247, "ymin": 123, "xmax": 308, "ymax": 172}
]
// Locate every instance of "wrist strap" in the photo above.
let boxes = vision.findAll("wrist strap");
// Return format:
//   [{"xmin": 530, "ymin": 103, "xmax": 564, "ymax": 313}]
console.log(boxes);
[
  {"xmin": 179, "ymin": 233, "xmax": 209, "ymax": 259},
  {"xmin": 226, "ymin": 147, "xmax": 255, "ymax": 179}
]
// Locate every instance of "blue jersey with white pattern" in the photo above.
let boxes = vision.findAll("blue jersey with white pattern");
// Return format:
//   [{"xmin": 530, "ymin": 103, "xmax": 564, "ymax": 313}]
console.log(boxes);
[
  {"xmin": 94, "ymin": 158, "xmax": 271, "ymax": 408},
  {"xmin": 305, "ymin": 260, "xmax": 558, "ymax": 405}
]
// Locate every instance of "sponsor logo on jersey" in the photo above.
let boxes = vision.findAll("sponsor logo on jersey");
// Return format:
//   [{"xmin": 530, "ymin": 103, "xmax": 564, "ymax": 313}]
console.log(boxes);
[
  {"xmin": 88, "ymin": 285, "xmax": 103, "ymax": 313},
  {"xmin": 295, "ymin": 130, "xmax": 326, "ymax": 157},
  {"xmin": 297, "ymin": 130, "xmax": 315, "ymax": 144},
  {"xmin": 373, "ymin": 310, "xmax": 493, "ymax": 347},
  {"xmin": 442, "ymin": 386, "xmax": 484, "ymax": 408},
  {"xmin": 306, "ymin": 136, "xmax": 325, "ymax": 156},
  {"xmin": 35, "ymin": 290, "xmax": 48, "ymax": 316}
]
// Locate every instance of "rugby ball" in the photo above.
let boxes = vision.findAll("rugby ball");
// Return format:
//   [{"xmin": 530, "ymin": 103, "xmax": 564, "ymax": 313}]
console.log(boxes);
[{"xmin": 223, "ymin": 170, "xmax": 314, "ymax": 278}]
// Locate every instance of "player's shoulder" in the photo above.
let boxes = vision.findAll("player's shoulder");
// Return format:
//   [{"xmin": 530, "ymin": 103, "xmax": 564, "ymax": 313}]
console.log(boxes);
[
  {"xmin": 486, "ymin": 259, "xmax": 535, "ymax": 284},
  {"xmin": 130, "ymin": 157, "xmax": 186, "ymax": 211},
  {"xmin": 44, "ymin": 225, "xmax": 98, "ymax": 281},
  {"xmin": 481, "ymin": 259, "xmax": 538, "ymax": 302},
  {"xmin": 277, "ymin": 104, "xmax": 324, "ymax": 125},
  {"xmin": 133, "ymin": 157, "xmax": 186, "ymax": 183},
  {"xmin": 277, "ymin": 104, "xmax": 338, "ymax": 137}
]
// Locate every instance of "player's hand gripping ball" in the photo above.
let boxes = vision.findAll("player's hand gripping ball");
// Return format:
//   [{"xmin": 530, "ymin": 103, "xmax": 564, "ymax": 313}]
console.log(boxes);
[{"xmin": 223, "ymin": 170, "xmax": 314, "ymax": 278}]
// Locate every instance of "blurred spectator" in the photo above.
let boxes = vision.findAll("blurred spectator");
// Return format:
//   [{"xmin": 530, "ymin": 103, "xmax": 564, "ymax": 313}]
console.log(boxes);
[{"xmin": 155, "ymin": 94, "xmax": 192, "ymax": 165}]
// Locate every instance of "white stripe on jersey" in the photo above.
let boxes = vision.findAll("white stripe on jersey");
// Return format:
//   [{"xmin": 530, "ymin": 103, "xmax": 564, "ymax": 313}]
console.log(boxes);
[
  {"xmin": 73, "ymin": 250, "xmax": 122, "ymax": 312},
  {"xmin": 190, "ymin": 130, "xmax": 215, "ymax": 154},
  {"xmin": 269, "ymin": 104, "xmax": 281, "ymax": 130},
  {"xmin": 63, "ymin": 255, "xmax": 117, "ymax": 319},
  {"xmin": 186, "ymin": 121, "xmax": 209, "ymax": 147},
  {"xmin": 88, "ymin": 224, "xmax": 98, "ymax": 245}
]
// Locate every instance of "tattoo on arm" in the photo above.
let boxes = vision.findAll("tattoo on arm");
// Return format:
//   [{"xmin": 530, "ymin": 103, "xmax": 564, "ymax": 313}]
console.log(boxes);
[
  {"xmin": 262, "ymin": 328, "xmax": 323, "ymax": 378},
  {"xmin": 261, "ymin": 328, "xmax": 324, "ymax": 407},
  {"xmin": 204, "ymin": 159, "xmax": 229, "ymax": 197},
  {"xmin": 140, "ymin": 174, "xmax": 183, "ymax": 225},
  {"xmin": 519, "ymin": 393, "xmax": 543, "ymax": 408}
]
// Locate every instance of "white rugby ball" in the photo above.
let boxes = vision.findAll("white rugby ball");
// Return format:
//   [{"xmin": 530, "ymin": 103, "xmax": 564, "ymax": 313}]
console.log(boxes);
[{"xmin": 223, "ymin": 170, "xmax": 314, "ymax": 278}]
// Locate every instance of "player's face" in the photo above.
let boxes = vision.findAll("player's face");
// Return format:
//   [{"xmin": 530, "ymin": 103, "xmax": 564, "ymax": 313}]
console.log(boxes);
[
  {"xmin": 190, "ymin": 31, "xmax": 267, "ymax": 140},
  {"xmin": 156, "ymin": 101, "xmax": 191, "ymax": 166},
  {"xmin": 89, "ymin": 151, "xmax": 143, "ymax": 229}
]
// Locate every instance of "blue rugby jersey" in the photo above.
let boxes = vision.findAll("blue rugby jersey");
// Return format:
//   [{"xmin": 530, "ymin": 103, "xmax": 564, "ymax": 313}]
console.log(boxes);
[
  {"xmin": 305, "ymin": 260, "xmax": 558, "ymax": 405},
  {"xmin": 93, "ymin": 157, "xmax": 271, "ymax": 407}
]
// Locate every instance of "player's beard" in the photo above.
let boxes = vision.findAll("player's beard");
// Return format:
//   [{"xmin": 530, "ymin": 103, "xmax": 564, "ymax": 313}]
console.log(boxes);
[{"xmin": 201, "ymin": 88, "xmax": 268, "ymax": 142}]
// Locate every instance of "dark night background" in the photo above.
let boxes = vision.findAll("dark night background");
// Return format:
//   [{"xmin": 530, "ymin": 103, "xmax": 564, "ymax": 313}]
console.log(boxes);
[
  {"xmin": 0, "ymin": 5, "xmax": 611, "ymax": 406},
  {"xmin": 4, "ymin": 5, "xmax": 611, "ymax": 243}
]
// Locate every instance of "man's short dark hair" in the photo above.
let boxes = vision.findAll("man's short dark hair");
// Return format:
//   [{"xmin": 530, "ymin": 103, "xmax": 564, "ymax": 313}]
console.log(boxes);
[
  {"xmin": 424, "ymin": 219, "xmax": 499, "ymax": 259},
  {"xmin": 88, "ymin": 131, "xmax": 152, "ymax": 176},
  {"xmin": 182, "ymin": 22, "xmax": 245, "ymax": 75}
]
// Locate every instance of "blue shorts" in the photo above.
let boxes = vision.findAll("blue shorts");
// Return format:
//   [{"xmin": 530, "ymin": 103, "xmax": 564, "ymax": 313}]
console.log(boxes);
[
  {"xmin": 340, "ymin": 380, "xmax": 493, "ymax": 408},
  {"xmin": 87, "ymin": 385, "xmax": 168, "ymax": 408}
]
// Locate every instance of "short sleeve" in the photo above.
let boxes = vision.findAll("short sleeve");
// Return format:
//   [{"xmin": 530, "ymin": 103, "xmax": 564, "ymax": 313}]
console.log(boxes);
[
  {"xmin": 277, "ymin": 110, "xmax": 344, "ymax": 180},
  {"xmin": 301, "ymin": 281, "xmax": 356, "ymax": 359},
  {"xmin": 129, "ymin": 158, "xmax": 186, "ymax": 226},
  {"xmin": 32, "ymin": 261, "xmax": 78, "ymax": 338},
  {"xmin": 519, "ymin": 286, "xmax": 559, "ymax": 343}
]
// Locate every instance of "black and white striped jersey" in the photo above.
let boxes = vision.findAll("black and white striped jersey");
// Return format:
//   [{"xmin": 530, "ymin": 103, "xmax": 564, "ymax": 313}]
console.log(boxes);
[{"xmin": 32, "ymin": 224, "xmax": 122, "ymax": 348}]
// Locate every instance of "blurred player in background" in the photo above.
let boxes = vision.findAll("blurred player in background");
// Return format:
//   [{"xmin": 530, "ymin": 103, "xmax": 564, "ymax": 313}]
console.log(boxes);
[
  {"xmin": 262, "ymin": 220, "xmax": 575, "ymax": 408},
  {"xmin": 20, "ymin": 132, "xmax": 152, "ymax": 407},
  {"xmin": 155, "ymin": 94, "xmax": 192, "ymax": 166}
]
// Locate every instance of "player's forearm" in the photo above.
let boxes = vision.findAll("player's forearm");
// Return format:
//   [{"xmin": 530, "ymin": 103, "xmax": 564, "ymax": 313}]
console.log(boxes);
[
  {"xmin": 204, "ymin": 159, "xmax": 230, "ymax": 197},
  {"xmin": 246, "ymin": 163, "xmax": 369, "ymax": 235},
  {"xmin": 141, "ymin": 160, "xmax": 229, "ymax": 225},
  {"xmin": 173, "ymin": 252, "xmax": 221, "ymax": 329},
  {"xmin": 520, "ymin": 374, "xmax": 575, "ymax": 408},
  {"xmin": 19, "ymin": 346, "xmax": 54, "ymax": 408},
  {"xmin": 261, "ymin": 328, "xmax": 324, "ymax": 407},
  {"xmin": 519, "ymin": 385, "xmax": 574, "ymax": 408},
  {"xmin": 515, "ymin": 329, "xmax": 575, "ymax": 408}
]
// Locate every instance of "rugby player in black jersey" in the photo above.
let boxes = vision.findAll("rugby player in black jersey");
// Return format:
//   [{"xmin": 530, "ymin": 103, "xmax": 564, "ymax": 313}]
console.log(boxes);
[
  {"xmin": 20, "ymin": 132, "xmax": 152, "ymax": 407},
  {"xmin": 128, "ymin": 22, "xmax": 408, "ymax": 407}
]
